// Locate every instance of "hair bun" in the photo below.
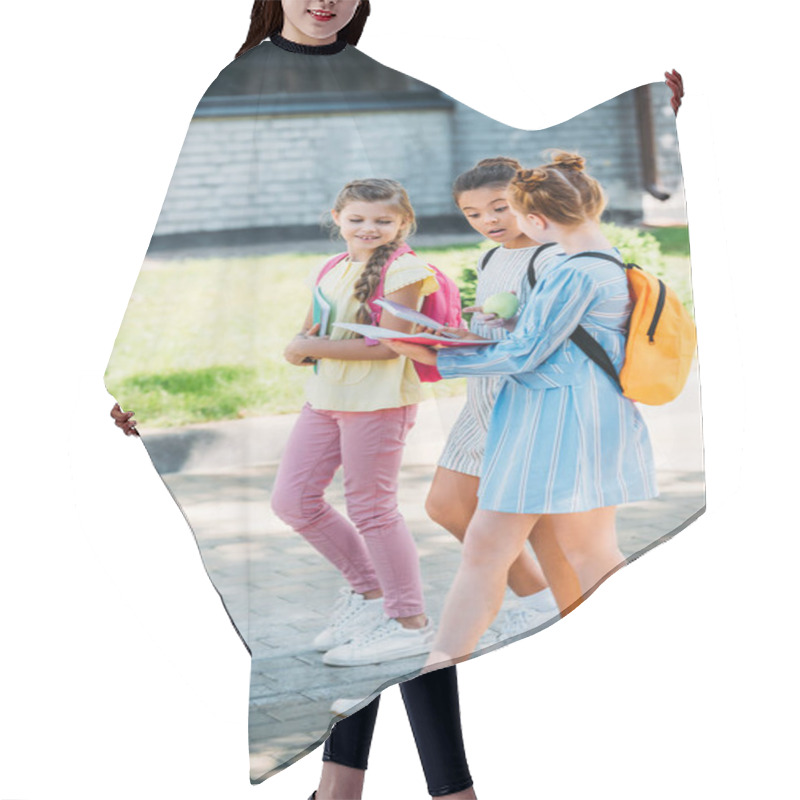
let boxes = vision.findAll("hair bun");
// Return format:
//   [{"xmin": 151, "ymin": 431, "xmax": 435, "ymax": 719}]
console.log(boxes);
[
  {"xmin": 550, "ymin": 151, "xmax": 585, "ymax": 172},
  {"xmin": 514, "ymin": 167, "xmax": 549, "ymax": 192}
]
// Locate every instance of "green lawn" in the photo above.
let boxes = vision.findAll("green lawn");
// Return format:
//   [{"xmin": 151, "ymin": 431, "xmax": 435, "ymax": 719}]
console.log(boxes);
[
  {"xmin": 645, "ymin": 225, "xmax": 690, "ymax": 256},
  {"xmin": 106, "ymin": 229, "xmax": 692, "ymax": 428},
  {"xmin": 106, "ymin": 251, "xmax": 471, "ymax": 428}
]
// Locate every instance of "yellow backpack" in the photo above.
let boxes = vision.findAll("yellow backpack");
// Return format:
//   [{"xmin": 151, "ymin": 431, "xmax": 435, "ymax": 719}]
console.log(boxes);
[{"xmin": 564, "ymin": 252, "xmax": 697, "ymax": 405}]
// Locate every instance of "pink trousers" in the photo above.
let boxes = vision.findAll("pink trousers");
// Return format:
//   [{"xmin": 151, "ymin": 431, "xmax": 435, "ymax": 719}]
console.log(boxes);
[{"xmin": 271, "ymin": 402, "xmax": 424, "ymax": 618}]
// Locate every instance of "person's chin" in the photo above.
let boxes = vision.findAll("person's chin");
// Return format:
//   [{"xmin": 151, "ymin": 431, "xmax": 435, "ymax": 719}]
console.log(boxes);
[{"xmin": 298, "ymin": 20, "xmax": 338, "ymax": 40}]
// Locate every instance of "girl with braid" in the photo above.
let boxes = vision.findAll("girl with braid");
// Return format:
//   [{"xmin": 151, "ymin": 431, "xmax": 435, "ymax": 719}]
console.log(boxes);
[{"xmin": 272, "ymin": 178, "xmax": 437, "ymax": 668}]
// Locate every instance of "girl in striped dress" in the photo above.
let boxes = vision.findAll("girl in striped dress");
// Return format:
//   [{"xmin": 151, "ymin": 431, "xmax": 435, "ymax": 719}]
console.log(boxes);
[
  {"xmin": 427, "ymin": 158, "xmax": 579, "ymax": 636},
  {"xmin": 387, "ymin": 152, "xmax": 658, "ymax": 664}
]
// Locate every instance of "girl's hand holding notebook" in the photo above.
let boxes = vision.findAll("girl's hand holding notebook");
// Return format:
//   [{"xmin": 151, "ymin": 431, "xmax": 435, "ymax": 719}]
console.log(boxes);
[
  {"xmin": 430, "ymin": 326, "xmax": 488, "ymax": 342},
  {"xmin": 383, "ymin": 338, "xmax": 441, "ymax": 366},
  {"xmin": 332, "ymin": 322, "xmax": 492, "ymax": 347}
]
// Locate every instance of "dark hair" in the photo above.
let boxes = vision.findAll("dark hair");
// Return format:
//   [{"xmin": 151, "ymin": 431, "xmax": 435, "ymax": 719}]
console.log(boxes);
[
  {"xmin": 236, "ymin": 1, "xmax": 372, "ymax": 59},
  {"xmin": 452, "ymin": 157, "xmax": 523, "ymax": 203}
]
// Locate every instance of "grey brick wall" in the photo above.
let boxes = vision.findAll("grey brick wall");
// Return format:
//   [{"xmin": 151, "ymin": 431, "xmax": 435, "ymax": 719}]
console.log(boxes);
[
  {"xmin": 152, "ymin": 85, "xmax": 684, "ymax": 239},
  {"xmin": 451, "ymin": 88, "xmax": 645, "ymax": 220},
  {"xmin": 155, "ymin": 108, "xmax": 454, "ymax": 236}
]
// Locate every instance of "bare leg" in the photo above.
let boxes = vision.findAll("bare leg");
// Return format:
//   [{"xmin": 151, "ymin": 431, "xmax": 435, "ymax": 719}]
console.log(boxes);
[
  {"xmin": 316, "ymin": 762, "xmax": 366, "ymax": 800},
  {"xmin": 318, "ymin": 668, "xmax": 478, "ymax": 799},
  {"xmin": 528, "ymin": 516, "xmax": 583, "ymax": 613},
  {"xmin": 317, "ymin": 694, "xmax": 380, "ymax": 800},
  {"xmin": 426, "ymin": 467, "xmax": 547, "ymax": 597},
  {"xmin": 316, "ymin": 757, "xmax": 477, "ymax": 800},
  {"xmin": 426, "ymin": 509, "xmax": 540, "ymax": 666},
  {"xmin": 551, "ymin": 506, "xmax": 624, "ymax": 596},
  {"xmin": 424, "ymin": 467, "xmax": 479, "ymax": 537},
  {"xmin": 359, "ymin": 589, "xmax": 426, "ymax": 630}
]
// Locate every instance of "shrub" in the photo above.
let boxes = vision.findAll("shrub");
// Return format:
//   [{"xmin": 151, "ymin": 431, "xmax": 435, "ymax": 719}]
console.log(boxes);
[
  {"xmin": 600, "ymin": 223, "xmax": 666, "ymax": 273},
  {"xmin": 456, "ymin": 242, "xmax": 497, "ymax": 313},
  {"xmin": 456, "ymin": 223, "xmax": 667, "ymax": 310}
]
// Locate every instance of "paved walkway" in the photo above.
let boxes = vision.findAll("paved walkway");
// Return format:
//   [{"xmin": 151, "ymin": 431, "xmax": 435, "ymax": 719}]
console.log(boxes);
[{"xmin": 145, "ymin": 365, "xmax": 704, "ymax": 781}]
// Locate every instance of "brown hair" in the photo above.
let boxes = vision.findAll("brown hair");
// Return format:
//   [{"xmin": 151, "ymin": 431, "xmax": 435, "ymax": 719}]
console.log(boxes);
[
  {"xmin": 332, "ymin": 179, "xmax": 416, "ymax": 325},
  {"xmin": 508, "ymin": 150, "xmax": 607, "ymax": 226},
  {"xmin": 236, "ymin": 1, "xmax": 372, "ymax": 59},
  {"xmin": 452, "ymin": 156, "xmax": 522, "ymax": 202}
]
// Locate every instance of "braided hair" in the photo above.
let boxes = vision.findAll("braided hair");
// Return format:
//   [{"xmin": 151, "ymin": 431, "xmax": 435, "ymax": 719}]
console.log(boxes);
[
  {"xmin": 236, "ymin": 1, "xmax": 372, "ymax": 59},
  {"xmin": 331, "ymin": 179, "xmax": 416, "ymax": 325}
]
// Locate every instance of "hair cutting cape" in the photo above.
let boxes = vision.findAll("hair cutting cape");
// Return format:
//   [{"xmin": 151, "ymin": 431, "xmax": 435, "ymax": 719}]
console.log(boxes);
[{"xmin": 105, "ymin": 36, "xmax": 703, "ymax": 783}]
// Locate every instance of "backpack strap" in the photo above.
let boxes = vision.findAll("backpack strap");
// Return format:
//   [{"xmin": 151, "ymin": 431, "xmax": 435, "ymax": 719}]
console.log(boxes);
[
  {"xmin": 360, "ymin": 244, "xmax": 415, "ymax": 345},
  {"xmin": 479, "ymin": 246, "xmax": 500, "ymax": 271},
  {"xmin": 370, "ymin": 243, "xmax": 414, "ymax": 315},
  {"xmin": 563, "ymin": 251, "xmax": 626, "ymax": 269},
  {"xmin": 560, "ymin": 251, "xmax": 627, "ymax": 390},
  {"xmin": 569, "ymin": 326, "xmax": 622, "ymax": 388},
  {"xmin": 526, "ymin": 242, "xmax": 559, "ymax": 289}
]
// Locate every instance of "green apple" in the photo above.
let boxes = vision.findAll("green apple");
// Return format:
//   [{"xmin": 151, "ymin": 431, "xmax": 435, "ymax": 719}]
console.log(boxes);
[{"xmin": 482, "ymin": 292, "xmax": 519, "ymax": 319}]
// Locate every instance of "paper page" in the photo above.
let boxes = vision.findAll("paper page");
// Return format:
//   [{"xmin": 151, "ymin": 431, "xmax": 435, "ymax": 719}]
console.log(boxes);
[{"xmin": 333, "ymin": 322, "xmax": 492, "ymax": 346}]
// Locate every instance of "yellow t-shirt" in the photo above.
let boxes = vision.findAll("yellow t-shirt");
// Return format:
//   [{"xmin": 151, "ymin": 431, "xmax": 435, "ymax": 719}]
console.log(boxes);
[{"xmin": 303, "ymin": 252, "xmax": 439, "ymax": 412}]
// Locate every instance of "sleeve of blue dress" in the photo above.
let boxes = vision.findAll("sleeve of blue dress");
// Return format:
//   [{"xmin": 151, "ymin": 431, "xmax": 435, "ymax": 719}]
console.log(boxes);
[{"xmin": 437, "ymin": 263, "xmax": 598, "ymax": 379}]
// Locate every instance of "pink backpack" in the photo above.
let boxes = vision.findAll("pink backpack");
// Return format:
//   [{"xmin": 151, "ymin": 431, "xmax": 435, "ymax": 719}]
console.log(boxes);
[{"xmin": 316, "ymin": 243, "xmax": 463, "ymax": 382}]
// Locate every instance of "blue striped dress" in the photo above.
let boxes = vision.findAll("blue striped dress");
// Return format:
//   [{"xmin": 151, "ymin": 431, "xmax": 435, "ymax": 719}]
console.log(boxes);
[
  {"xmin": 436, "ymin": 248, "xmax": 658, "ymax": 514},
  {"xmin": 438, "ymin": 244, "xmax": 563, "ymax": 477}
]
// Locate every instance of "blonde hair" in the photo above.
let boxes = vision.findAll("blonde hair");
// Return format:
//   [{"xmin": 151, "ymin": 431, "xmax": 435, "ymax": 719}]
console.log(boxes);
[
  {"xmin": 332, "ymin": 179, "xmax": 416, "ymax": 325},
  {"xmin": 508, "ymin": 150, "xmax": 607, "ymax": 225}
]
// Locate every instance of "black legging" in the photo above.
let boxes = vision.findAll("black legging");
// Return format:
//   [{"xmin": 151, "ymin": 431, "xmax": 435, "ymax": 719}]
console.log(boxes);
[{"xmin": 323, "ymin": 666, "xmax": 473, "ymax": 797}]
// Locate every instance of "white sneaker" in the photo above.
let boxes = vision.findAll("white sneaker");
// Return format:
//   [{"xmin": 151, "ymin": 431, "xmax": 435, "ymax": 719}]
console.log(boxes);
[
  {"xmin": 496, "ymin": 594, "xmax": 559, "ymax": 642},
  {"xmin": 323, "ymin": 617, "xmax": 435, "ymax": 667},
  {"xmin": 312, "ymin": 588, "xmax": 384, "ymax": 652},
  {"xmin": 329, "ymin": 696, "xmax": 369, "ymax": 715},
  {"xmin": 477, "ymin": 627, "xmax": 503, "ymax": 648}
]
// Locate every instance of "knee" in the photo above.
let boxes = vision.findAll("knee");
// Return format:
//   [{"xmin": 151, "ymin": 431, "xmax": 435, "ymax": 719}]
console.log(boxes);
[
  {"xmin": 461, "ymin": 525, "xmax": 505, "ymax": 570},
  {"xmin": 349, "ymin": 504, "xmax": 402, "ymax": 535},
  {"xmin": 270, "ymin": 490, "xmax": 298, "ymax": 526},
  {"xmin": 271, "ymin": 486, "xmax": 319, "ymax": 528},
  {"xmin": 425, "ymin": 492, "xmax": 448, "ymax": 527},
  {"xmin": 425, "ymin": 492, "xmax": 466, "ymax": 539},
  {"xmin": 559, "ymin": 540, "xmax": 620, "ymax": 577},
  {"xmin": 555, "ymin": 535, "xmax": 586, "ymax": 566}
]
